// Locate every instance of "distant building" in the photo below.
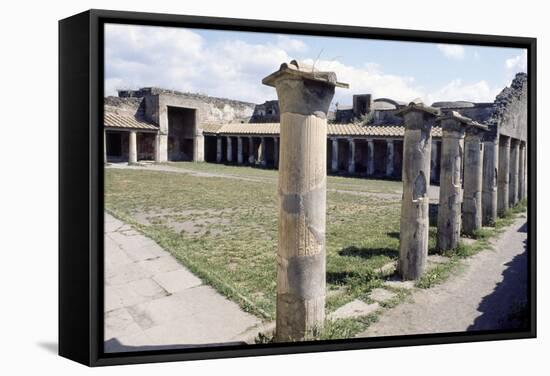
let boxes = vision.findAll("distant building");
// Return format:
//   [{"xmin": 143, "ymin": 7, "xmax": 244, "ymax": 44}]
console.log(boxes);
[{"xmin": 103, "ymin": 73, "xmax": 527, "ymax": 185}]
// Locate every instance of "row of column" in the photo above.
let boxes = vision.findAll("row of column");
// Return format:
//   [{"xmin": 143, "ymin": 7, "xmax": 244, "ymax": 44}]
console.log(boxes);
[
  {"xmin": 397, "ymin": 104, "xmax": 527, "ymax": 281},
  {"xmin": 104, "ymin": 130, "xmax": 164, "ymax": 164},
  {"xmin": 216, "ymin": 135, "xmax": 278, "ymax": 168},
  {"xmin": 330, "ymin": 138, "xmax": 396, "ymax": 176}
]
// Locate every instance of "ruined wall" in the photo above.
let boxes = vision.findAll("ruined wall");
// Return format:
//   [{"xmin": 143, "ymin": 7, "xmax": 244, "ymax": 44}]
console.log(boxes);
[
  {"xmin": 119, "ymin": 88, "xmax": 256, "ymax": 125},
  {"xmin": 492, "ymin": 73, "xmax": 528, "ymax": 141},
  {"xmin": 250, "ymin": 100, "xmax": 280, "ymax": 123}
]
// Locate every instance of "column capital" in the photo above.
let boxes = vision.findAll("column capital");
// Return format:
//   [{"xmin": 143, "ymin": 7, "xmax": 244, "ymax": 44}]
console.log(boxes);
[{"xmin": 263, "ymin": 60, "xmax": 348, "ymax": 117}]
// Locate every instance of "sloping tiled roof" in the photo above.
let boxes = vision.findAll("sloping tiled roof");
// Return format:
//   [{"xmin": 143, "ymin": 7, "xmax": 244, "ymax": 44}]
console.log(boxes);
[
  {"xmin": 201, "ymin": 123, "xmax": 224, "ymax": 133},
  {"xmin": 216, "ymin": 123, "xmax": 280, "ymax": 135},
  {"xmin": 104, "ymin": 112, "xmax": 158, "ymax": 130},
  {"xmin": 203, "ymin": 122, "xmax": 442, "ymax": 138}
]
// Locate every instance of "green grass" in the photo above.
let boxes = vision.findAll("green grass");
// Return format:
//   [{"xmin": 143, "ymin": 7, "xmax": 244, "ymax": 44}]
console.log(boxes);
[
  {"xmin": 105, "ymin": 163, "xmax": 526, "ymax": 339},
  {"xmin": 105, "ymin": 166, "xmax": 405, "ymax": 321},
  {"xmin": 169, "ymin": 161, "xmax": 403, "ymax": 194}
]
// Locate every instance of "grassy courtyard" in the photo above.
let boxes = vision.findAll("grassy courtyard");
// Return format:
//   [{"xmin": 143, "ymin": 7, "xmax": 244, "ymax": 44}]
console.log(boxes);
[
  {"xmin": 105, "ymin": 161, "xmax": 525, "ymax": 338},
  {"xmin": 105, "ymin": 162, "xmax": 412, "ymax": 320}
]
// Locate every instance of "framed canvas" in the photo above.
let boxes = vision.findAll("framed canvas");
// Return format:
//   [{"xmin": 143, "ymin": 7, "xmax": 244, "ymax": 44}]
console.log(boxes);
[{"xmin": 59, "ymin": 9, "xmax": 537, "ymax": 366}]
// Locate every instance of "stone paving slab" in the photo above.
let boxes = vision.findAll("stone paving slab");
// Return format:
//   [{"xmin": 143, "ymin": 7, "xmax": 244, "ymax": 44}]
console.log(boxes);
[{"xmin": 104, "ymin": 212, "xmax": 262, "ymax": 352}]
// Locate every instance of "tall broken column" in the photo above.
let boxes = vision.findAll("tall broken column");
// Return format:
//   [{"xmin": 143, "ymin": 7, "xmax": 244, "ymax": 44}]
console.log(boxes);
[
  {"xmin": 462, "ymin": 121, "xmax": 489, "ymax": 236},
  {"xmin": 482, "ymin": 128, "xmax": 499, "ymax": 226},
  {"xmin": 436, "ymin": 112, "xmax": 469, "ymax": 252},
  {"xmin": 263, "ymin": 60, "xmax": 348, "ymax": 341},
  {"xmin": 509, "ymin": 139, "xmax": 519, "ymax": 206},
  {"xmin": 396, "ymin": 100, "xmax": 439, "ymax": 280},
  {"xmin": 497, "ymin": 135, "xmax": 510, "ymax": 216}
]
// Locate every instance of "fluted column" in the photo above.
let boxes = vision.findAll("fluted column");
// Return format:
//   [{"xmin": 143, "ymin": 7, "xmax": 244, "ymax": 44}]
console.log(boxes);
[
  {"xmin": 263, "ymin": 60, "xmax": 347, "ymax": 341},
  {"xmin": 396, "ymin": 101, "xmax": 438, "ymax": 280}
]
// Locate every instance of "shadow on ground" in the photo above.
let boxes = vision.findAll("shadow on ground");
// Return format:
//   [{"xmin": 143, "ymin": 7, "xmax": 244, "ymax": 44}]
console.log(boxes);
[
  {"xmin": 338, "ymin": 246, "xmax": 396, "ymax": 259},
  {"xmin": 467, "ymin": 224, "xmax": 529, "ymax": 331}
]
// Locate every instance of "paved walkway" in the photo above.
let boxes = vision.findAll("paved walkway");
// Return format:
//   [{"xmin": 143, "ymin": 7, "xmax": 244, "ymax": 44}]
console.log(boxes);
[
  {"xmin": 104, "ymin": 213, "xmax": 261, "ymax": 352},
  {"xmin": 359, "ymin": 215, "xmax": 528, "ymax": 337}
]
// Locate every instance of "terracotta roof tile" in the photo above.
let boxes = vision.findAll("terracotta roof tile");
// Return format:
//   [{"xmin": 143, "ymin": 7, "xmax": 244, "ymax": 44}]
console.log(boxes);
[
  {"xmin": 203, "ymin": 122, "xmax": 442, "ymax": 138},
  {"xmin": 104, "ymin": 112, "xmax": 159, "ymax": 131}
]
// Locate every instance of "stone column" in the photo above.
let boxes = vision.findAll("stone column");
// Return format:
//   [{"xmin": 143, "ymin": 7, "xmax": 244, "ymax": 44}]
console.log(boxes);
[
  {"xmin": 129, "ymin": 130, "xmax": 138, "ymax": 164},
  {"xmin": 348, "ymin": 138, "xmax": 356, "ymax": 174},
  {"xmin": 436, "ymin": 112, "xmax": 469, "ymax": 252},
  {"xmin": 260, "ymin": 137, "xmax": 267, "ymax": 167},
  {"xmin": 226, "ymin": 136, "xmax": 233, "ymax": 163},
  {"xmin": 430, "ymin": 140, "xmax": 438, "ymax": 183},
  {"xmin": 518, "ymin": 142, "xmax": 526, "ymax": 201},
  {"xmin": 462, "ymin": 123, "xmax": 488, "ymax": 236},
  {"xmin": 104, "ymin": 130, "xmax": 108, "ymax": 164},
  {"xmin": 331, "ymin": 138, "xmax": 339, "ymax": 173},
  {"xmin": 367, "ymin": 139, "xmax": 374, "ymax": 176},
  {"xmin": 216, "ymin": 136, "xmax": 222, "ymax": 163},
  {"xmin": 386, "ymin": 139, "xmax": 394, "ymax": 177},
  {"xmin": 274, "ymin": 137, "xmax": 279, "ymax": 168},
  {"xmin": 482, "ymin": 132, "xmax": 499, "ymax": 226},
  {"xmin": 248, "ymin": 137, "xmax": 255, "ymax": 164},
  {"xmin": 193, "ymin": 133, "xmax": 205, "ymax": 162},
  {"xmin": 237, "ymin": 137, "xmax": 244, "ymax": 165},
  {"xmin": 396, "ymin": 101, "xmax": 438, "ymax": 280},
  {"xmin": 497, "ymin": 135, "xmax": 511, "ymax": 216},
  {"xmin": 263, "ymin": 60, "xmax": 348, "ymax": 341},
  {"xmin": 509, "ymin": 139, "xmax": 519, "ymax": 206}
]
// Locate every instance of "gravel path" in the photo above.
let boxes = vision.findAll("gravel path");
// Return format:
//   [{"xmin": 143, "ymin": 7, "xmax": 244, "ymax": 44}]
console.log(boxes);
[{"xmin": 359, "ymin": 215, "xmax": 528, "ymax": 337}]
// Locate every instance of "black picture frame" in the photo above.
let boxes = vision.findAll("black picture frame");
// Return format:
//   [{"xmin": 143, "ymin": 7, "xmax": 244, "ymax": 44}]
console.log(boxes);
[{"xmin": 59, "ymin": 9, "xmax": 537, "ymax": 367}]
